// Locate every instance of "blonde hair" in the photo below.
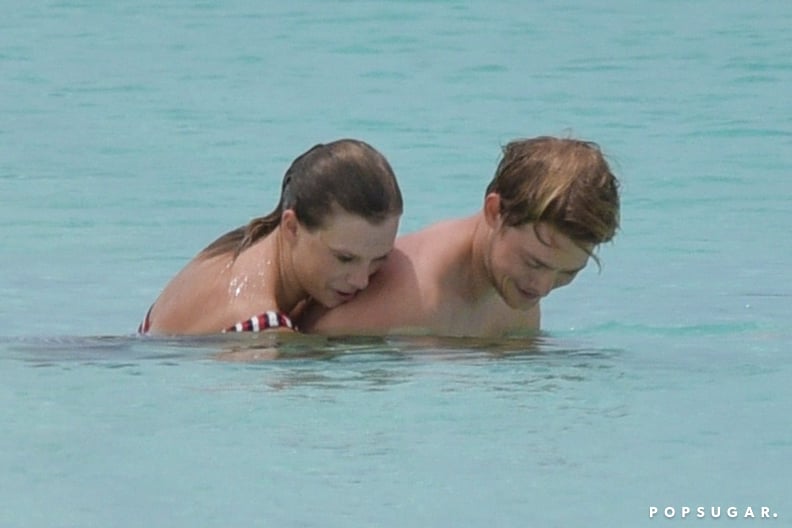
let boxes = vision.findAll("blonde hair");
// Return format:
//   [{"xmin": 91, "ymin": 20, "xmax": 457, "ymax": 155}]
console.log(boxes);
[{"xmin": 486, "ymin": 136, "xmax": 620, "ymax": 247}]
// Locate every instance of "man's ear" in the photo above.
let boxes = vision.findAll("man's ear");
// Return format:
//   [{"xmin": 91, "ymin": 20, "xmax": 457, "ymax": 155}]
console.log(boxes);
[
  {"xmin": 483, "ymin": 192, "xmax": 502, "ymax": 229},
  {"xmin": 281, "ymin": 209, "xmax": 299, "ymax": 244}
]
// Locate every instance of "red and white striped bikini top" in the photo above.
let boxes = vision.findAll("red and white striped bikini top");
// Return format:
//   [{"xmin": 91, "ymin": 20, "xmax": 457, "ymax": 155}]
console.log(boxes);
[
  {"xmin": 138, "ymin": 308, "xmax": 295, "ymax": 334},
  {"xmin": 223, "ymin": 311, "xmax": 295, "ymax": 333}
]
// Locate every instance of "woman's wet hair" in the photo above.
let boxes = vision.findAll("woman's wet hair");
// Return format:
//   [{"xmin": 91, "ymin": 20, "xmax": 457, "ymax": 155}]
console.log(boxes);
[
  {"xmin": 486, "ymin": 136, "xmax": 620, "ymax": 252},
  {"xmin": 201, "ymin": 139, "xmax": 403, "ymax": 259}
]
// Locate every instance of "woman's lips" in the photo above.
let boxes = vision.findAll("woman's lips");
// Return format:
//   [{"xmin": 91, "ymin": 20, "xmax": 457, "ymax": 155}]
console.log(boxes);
[{"xmin": 335, "ymin": 289, "xmax": 357, "ymax": 302}]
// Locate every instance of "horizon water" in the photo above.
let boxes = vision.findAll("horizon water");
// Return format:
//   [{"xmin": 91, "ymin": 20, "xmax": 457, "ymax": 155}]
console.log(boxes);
[{"xmin": 2, "ymin": 1, "xmax": 791, "ymax": 526}]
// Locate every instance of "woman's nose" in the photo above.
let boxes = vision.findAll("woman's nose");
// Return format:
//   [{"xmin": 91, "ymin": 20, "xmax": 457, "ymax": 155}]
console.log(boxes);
[{"xmin": 347, "ymin": 264, "xmax": 370, "ymax": 290}]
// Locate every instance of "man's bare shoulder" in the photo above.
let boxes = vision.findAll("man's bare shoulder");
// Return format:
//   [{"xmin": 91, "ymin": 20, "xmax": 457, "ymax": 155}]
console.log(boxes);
[
  {"xmin": 398, "ymin": 216, "xmax": 474, "ymax": 249},
  {"xmin": 301, "ymin": 247, "xmax": 425, "ymax": 334},
  {"xmin": 393, "ymin": 216, "xmax": 477, "ymax": 279}
]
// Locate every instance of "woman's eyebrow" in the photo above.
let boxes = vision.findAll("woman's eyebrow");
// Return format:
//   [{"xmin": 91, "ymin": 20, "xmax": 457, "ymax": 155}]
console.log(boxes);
[{"xmin": 329, "ymin": 247, "xmax": 391, "ymax": 262}]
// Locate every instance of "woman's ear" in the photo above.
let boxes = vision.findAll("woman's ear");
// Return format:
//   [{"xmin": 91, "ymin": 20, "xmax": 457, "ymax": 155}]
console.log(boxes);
[
  {"xmin": 483, "ymin": 192, "xmax": 503, "ymax": 229},
  {"xmin": 281, "ymin": 209, "xmax": 299, "ymax": 244}
]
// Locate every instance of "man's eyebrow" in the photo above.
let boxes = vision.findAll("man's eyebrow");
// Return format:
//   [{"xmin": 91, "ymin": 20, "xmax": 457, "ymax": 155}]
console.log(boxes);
[{"xmin": 530, "ymin": 254, "xmax": 585, "ymax": 274}]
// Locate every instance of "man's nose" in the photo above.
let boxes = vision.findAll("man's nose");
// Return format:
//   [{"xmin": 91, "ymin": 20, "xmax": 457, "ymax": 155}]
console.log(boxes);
[{"xmin": 535, "ymin": 270, "xmax": 556, "ymax": 297}]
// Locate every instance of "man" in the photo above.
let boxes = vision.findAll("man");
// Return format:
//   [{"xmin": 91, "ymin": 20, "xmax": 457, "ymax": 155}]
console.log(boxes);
[{"xmin": 299, "ymin": 136, "xmax": 621, "ymax": 337}]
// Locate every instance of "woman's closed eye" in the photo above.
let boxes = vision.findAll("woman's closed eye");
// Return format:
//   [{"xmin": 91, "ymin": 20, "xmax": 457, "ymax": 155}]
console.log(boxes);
[{"xmin": 335, "ymin": 253, "xmax": 356, "ymax": 264}]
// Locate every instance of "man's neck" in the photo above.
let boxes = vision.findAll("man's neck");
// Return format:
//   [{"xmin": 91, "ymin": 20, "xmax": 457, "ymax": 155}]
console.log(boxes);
[{"xmin": 461, "ymin": 213, "xmax": 499, "ymax": 304}]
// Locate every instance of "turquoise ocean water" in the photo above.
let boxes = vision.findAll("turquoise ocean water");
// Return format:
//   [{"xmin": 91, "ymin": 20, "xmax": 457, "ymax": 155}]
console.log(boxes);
[{"xmin": 2, "ymin": 1, "xmax": 791, "ymax": 526}]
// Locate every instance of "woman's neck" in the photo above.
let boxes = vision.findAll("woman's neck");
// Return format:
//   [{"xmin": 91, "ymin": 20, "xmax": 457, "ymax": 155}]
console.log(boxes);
[{"xmin": 272, "ymin": 226, "xmax": 308, "ymax": 313}]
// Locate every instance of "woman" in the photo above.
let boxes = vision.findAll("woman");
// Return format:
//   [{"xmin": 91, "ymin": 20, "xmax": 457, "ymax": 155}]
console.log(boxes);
[{"xmin": 138, "ymin": 139, "xmax": 403, "ymax": 335}]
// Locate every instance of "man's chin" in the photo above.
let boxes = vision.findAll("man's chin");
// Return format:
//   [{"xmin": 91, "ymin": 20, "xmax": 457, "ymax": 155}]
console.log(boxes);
[{"xmin": 504, "ymin": 292, "xmax": 541, "ymax": 311}]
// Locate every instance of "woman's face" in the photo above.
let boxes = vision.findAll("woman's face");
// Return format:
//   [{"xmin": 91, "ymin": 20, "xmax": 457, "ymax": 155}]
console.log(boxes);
[{"xmin": 290, "ymin": 209, "xmax": 400, "ymax": 308}]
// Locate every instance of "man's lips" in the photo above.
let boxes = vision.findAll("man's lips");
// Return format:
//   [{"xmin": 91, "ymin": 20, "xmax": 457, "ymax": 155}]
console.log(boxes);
[
  {"xmin": 335, "ymin": 289, "xmax": 357, "ymax": 301},
  {"xmin": 517, "ymin": 286, "xmax": 541, "ymax": 302}
]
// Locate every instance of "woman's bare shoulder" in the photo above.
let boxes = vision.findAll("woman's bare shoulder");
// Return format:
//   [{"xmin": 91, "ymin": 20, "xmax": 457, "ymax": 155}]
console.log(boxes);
[{"xmin": 148, "ymin": 255, "xmax": 237, "ymax": 334}]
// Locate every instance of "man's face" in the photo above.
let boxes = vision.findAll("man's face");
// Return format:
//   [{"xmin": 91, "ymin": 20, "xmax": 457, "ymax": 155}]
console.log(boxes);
[{"xmin": 487, "ymin": 222, "xmax": 592, "ymax": 310}]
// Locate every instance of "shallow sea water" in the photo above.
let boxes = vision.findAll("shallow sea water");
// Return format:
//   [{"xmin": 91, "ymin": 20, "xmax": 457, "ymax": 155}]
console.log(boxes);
[{"xmin": 2, "ymin": 1, "xmax": 791, "ymax": 526}]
